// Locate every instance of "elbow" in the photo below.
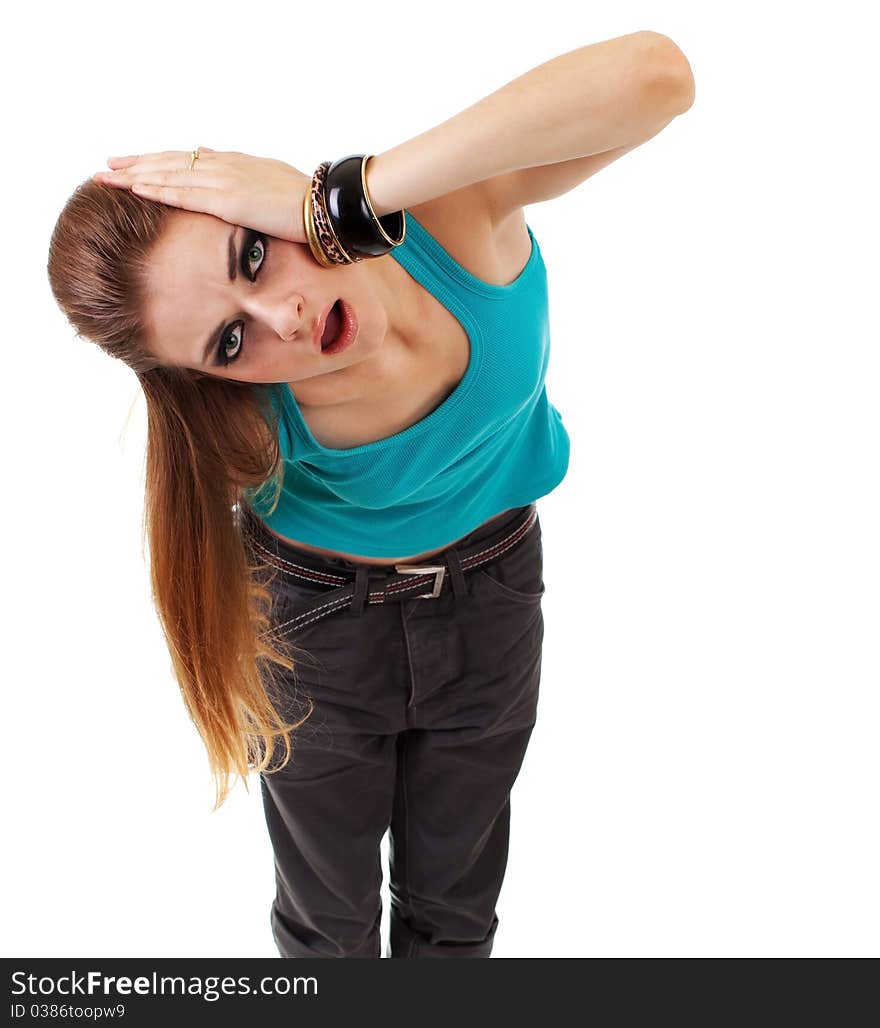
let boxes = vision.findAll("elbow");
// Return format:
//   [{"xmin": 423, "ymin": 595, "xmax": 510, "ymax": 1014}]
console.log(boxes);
[{"xmin": 638, "ymin": 30, "xmax": 696, "ymax": 114}]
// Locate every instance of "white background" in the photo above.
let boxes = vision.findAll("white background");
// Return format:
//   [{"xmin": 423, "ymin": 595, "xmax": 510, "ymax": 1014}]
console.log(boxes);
[{"xmin": 3, "ymin": 0, "xmax": 878, "ymax": 958}]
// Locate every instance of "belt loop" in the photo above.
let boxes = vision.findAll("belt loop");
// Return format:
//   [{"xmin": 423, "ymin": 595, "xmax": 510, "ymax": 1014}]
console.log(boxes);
[
  {"xmin": 350, "ymin": 566, "xmax": 370, "ymax": 616},
  {"xmin": 444, "ymin": 547, "xmax": 469, "ymax": 599}
]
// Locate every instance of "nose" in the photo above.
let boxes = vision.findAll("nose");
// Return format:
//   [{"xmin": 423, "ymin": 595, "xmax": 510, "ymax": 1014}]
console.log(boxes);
[{"xmin": 267, "ymin": 294, "xmax": 305, "ymax": 343}]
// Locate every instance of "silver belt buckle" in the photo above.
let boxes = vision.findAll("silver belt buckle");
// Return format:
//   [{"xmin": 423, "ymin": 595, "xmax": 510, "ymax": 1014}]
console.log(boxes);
[{"xmin": 394, "ymin": 563, "xmax": 446, "ymax": 599}]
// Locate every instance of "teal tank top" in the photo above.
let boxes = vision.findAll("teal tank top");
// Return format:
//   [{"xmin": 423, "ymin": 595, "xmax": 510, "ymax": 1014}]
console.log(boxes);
[{"xmin": 244, "ymin": 211, "xmax": 570, "ymax": 557}]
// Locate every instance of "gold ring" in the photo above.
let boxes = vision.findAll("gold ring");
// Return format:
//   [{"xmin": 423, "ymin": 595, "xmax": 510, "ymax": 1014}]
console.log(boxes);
[{"xmin": 189, "ymin": 147, "xmax": 200, "ymax": 171}]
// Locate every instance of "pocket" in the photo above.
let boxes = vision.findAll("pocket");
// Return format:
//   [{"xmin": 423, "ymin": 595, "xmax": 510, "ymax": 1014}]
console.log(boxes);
[
  {"xmin": 473, "ymin": 517, "xmax": 545, "ymax": 603},
  {"xmin": 254, "ymin": 561, "xmax": 339, "ymax": 641},
  {"xmin": 271, "ymin": 578, "xmax": 342, "ymax": 640}
]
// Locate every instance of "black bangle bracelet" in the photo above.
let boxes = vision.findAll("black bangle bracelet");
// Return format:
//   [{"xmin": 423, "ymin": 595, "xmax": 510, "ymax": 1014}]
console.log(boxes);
[{"xmin": 322, "ymin": 154, "xmax": 406, "ymax": 260}]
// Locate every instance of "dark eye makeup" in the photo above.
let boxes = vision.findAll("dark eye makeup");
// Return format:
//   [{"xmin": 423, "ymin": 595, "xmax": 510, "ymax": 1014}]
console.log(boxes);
[{"xmin": 216, "ymin": 231, "xmax": 269, "ymax": 367}]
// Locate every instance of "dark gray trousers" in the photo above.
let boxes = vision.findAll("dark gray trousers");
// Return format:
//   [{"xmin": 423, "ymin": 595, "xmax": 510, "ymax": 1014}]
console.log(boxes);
[{"xmin": 247, "ymin": 504, "xmax": 545, "ymax": 958}]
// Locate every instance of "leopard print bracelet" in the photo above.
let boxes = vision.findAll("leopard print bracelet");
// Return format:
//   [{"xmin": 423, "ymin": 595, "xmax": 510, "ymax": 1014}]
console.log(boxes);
[{"xmin": 303, "ymin": 162, "xmax": 353, "ymax": 267}]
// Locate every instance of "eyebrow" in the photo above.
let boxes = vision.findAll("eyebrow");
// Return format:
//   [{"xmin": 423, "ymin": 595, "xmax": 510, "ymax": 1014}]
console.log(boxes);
[{"xmin": 198, "ymin": 226, "xmax": 239, "ymax": 366}]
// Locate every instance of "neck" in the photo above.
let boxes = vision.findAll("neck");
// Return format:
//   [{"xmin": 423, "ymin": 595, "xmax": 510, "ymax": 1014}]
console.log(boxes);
[{"xmin": 290, "ymin": 255, "xmax": 421, "ymax": 412}]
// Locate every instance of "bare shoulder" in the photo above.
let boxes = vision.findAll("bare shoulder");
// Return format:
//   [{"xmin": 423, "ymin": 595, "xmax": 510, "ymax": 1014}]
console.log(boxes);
[{"xmin": 406, "ymin": 184, "xmax": 532, "ymax": 288}]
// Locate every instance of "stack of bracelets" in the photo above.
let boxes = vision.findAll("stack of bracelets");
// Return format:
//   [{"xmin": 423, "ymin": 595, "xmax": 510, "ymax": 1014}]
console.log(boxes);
[{"xmin": 303, "ymin": 154, "xmax": 407, "ymax": 268}]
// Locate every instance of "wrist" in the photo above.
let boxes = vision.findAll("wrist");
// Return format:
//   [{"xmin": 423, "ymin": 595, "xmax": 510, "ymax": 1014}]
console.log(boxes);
[
  {"xmin": 364, "ymin": 134, "xmax": 472, "ymax": 217},
  {"xmin": 364, "ymin": 151, "xmax": 407, "ymax": 219}
]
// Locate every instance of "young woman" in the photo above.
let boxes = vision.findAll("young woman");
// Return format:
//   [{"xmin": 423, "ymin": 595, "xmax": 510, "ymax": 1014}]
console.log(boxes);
[{"xmin": 47, "ymin": 31, "xmax": 694, "ymax": 958}]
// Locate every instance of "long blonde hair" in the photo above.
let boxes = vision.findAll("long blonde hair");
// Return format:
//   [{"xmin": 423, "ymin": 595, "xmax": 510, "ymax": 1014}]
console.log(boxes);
[{"xmin": 47, "ymin": 179, "xmax": 313, "ymax": 810}]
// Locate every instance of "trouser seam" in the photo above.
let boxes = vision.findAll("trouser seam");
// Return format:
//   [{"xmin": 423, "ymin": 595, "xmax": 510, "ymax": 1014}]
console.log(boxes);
[
  {"xmin": 400, "ymin": 730, "xmax": 418, "ymax": 959},
  {"xmin": 400, "ymin": 601, "xmax": 418, "ymax": 717}
]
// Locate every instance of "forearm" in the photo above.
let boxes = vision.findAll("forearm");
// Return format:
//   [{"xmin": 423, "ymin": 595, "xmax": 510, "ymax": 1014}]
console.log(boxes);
[{"xmin": 366, "ymin": 30, "xmax": 694, "ymax": 217}]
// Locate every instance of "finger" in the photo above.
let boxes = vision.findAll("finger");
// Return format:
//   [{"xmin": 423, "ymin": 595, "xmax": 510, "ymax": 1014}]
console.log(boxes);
[
  {"xmin": 131, "ymin": 167, "xmax": 226, "ymax": 189},
  {"xmin": 93, "ymin": 169, "xmax": 144, "ymax": 185},
  {"xmin": 92, "ymin": 173, "xmax": 143, "ymax": 189},
  {"xmin": 96, "ymin": 156, "xmax": 205, "ymax": 185},
  {"xmin": 129, "ymin": 182, "xmax": 221, "ymax": 218},
  {"xmin": 107, "ymin": 154, "xmax": 218, "ymax": 181},
  {"xmin": 94, "ymin": 167, "xmax": 224, "ymax": 204},
  {"xmin": 95, "ymin": 163, "xmax": 171, "ymax": 182},
  {"xmin": 107, "ymin": 149, "xmax": 204, "ymax": 170},
  {"xmin": 107, "ymin": 152, "xmax": 173, "ymax": 168}
]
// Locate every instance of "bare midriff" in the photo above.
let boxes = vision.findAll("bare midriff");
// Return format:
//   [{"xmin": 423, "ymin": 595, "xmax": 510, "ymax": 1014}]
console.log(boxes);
[{"xmin": 265, "ymin": 508, "xmax": 515, "ymax": 566}]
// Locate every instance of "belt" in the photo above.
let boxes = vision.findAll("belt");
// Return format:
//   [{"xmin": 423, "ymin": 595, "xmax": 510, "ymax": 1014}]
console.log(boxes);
[{"xmin": 250, "ymin": 504, "xmax": 538, "ymax": 636}]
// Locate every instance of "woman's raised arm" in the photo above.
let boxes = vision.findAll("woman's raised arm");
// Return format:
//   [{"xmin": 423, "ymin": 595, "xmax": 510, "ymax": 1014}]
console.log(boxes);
[{"xmin": 365, "ymin": 30, "xmax": 695, "ymax": 218}]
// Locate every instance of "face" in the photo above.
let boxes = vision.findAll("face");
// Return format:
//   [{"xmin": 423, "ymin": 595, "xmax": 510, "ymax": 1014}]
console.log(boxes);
[{"xmin": 141, "ymin": 210, "xmax": 405, "ymax": 399}]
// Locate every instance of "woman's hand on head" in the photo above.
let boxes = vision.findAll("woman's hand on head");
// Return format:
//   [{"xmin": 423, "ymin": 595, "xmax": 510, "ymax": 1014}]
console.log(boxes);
[{"xmin": 92, "ymin": 147, "xmax": 311, "ymax": 244}]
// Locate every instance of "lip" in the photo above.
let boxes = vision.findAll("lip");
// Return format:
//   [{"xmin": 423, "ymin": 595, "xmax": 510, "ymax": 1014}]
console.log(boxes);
[
  {"xmin": 321, "ymin": 299, "xmax": 358, "ymax": 356},
  {"xmin": 314, "ymin": 300, "xmax": 335, "ymax": 352}
]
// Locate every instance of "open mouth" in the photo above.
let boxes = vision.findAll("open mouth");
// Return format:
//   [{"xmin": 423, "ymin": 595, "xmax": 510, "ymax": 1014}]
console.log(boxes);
[
  {"xmin": 320, "ymin": 299, "xmax": 357, "ymax": 356},
  {"xmin": 321, "ymin": 299, "xmax": 344, "ymax": 350}
]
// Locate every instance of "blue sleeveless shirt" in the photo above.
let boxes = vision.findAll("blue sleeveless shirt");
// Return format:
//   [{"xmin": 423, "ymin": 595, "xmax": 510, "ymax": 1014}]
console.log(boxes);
[{"xmin": 243, "ymin": 211, "xmax": 570, "ymax": 557}]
